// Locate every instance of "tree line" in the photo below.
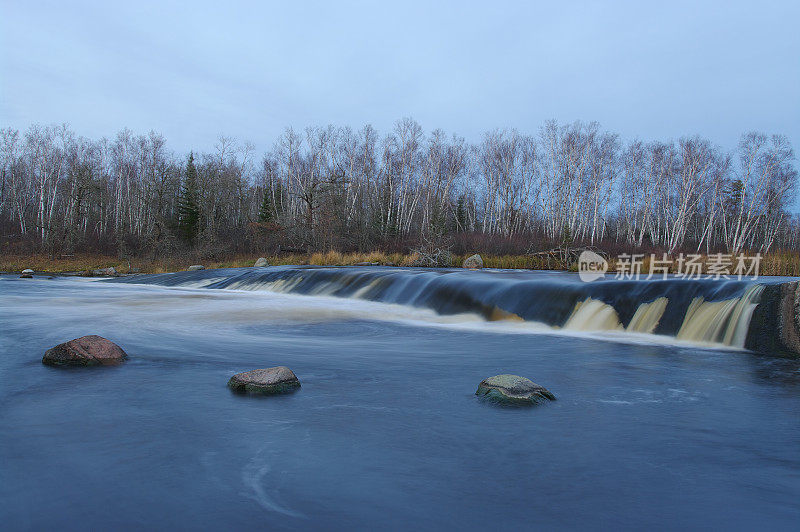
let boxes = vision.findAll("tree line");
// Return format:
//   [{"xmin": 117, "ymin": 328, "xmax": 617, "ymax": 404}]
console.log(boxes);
[{"xmin": 0, "ymin": 119, "xmax": 797, "ymax": 259}]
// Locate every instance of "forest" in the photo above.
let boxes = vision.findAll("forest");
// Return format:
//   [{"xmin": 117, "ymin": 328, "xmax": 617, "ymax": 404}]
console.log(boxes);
[{"xmin": 0, "ymin": 119, "xmax": 797, "ymax": 264}]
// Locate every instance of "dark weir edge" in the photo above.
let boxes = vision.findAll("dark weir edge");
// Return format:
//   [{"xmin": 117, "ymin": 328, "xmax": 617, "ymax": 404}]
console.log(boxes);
[{"xmin": 107, "ymin": 268, "xmax": 800, "ymax": 358}]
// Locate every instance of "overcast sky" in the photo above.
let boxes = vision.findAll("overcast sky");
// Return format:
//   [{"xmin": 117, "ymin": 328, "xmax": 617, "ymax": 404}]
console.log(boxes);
[{"xmin": 2, "ymin": 0, "xmax": 799, "ymax": 159}]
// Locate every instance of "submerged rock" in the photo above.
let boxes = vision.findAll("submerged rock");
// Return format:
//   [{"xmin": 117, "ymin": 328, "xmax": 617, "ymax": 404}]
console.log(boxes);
[
  {"xmin": 187, "ymin": 265, "xmax": 205, "ymax": 271},
  {"xmin": 228, "ymin": 366, "xmax": 300, "ymax": 395},
  {"xmin": 486, "ymin": 306, "xmax": 524, "ymax": 322},
  {"xmin": 476, "ymin": 374, "xmax": 555, "ymax": 405},
  {"xmin": 463, "ymin": 254, "xmax": 483, "ymax": 269},
  {"xmin": 42, "ymin": 335, "xmax": 128, "ymax": 366},
  {"xmin": 20, "ymin": 269, "xmax": 34, "ymax": 278},
  {"xmin": 254, "ymin": 257, "xmax": 269, "ymax": 267}
]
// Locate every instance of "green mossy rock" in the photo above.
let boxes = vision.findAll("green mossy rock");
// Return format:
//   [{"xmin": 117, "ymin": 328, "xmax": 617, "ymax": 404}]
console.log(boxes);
[{"xmin": 476, "ymin": 374, "xmax": 555, "ymax": 405}]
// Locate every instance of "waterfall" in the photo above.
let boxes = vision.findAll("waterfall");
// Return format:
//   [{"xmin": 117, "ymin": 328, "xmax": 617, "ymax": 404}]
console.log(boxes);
[
  {"xmin": 627, "ymin": 297, "xmax": 669, "ymax": 334},
  {"xmin": 111, "ymin": 266, "xmax": 777, "ymax": 351},
  {"xmin": 563, "ymin": 299, "xmax": 623, "ymax": 331},
  {"xmin": 562, "ymin": 296, "xmax": 669, "ymax": 336},
  {"xmin": 676, "ymin": 285, "xmax": 764, "ymax": 347}
]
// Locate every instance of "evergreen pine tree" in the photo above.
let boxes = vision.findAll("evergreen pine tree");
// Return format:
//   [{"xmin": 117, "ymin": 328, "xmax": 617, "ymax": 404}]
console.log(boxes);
[
  {"xmin": 430, "ymin": 203, "xmax": 447, "ymax": 237},
  {"xmin": 727, "ymin": 179, "xmax": 744, "ymax": 210},
  {"xmin": 455, "ymin": 194, "xmax": 467, "ymax": 232},
  {"xmin": 258, "ymin": 188, "xmax": 274, "ymax": 223},
  {"xmin": 178, "ymin": 152, "xmax": 200, "ymax": 243}
]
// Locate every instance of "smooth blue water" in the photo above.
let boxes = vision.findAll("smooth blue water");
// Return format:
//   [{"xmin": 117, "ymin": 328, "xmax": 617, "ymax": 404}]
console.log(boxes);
[{"xmin": 1, "ymin": 273, "xmax": 799, "ymax": 530}]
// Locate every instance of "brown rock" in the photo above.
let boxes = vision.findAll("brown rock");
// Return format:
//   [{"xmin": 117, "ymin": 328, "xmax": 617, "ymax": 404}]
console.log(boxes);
[
  {"xmin": 228, "ymin": 366, "xmax": 300, "ymax": 395},
  {"xmin": 42, "ymin": 335, "xmax": 128, "ymax": 366},
  {"xmin": 746, "ymin": 281, "xmax": 800, "ymax": 357}
]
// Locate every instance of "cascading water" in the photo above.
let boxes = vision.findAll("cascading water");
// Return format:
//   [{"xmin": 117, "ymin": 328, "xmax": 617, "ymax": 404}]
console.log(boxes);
[
  {"xmin": 562, "ymin": 299, "xmax": 623, "ymax": 332},
  {"xmin": 110, "ymin": 266, "xmax": 782, "ymax": 350},
  {"xmin": 627, "ymin": 297, "xmax": 668, "ymax": 334},
  {"xmin": 676, "ymin": 285, "xmax": 764, "ymax": 346}
]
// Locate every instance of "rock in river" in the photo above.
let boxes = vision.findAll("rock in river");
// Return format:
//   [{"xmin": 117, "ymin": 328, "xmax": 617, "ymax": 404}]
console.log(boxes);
[
  {"xmin": 228, "ymin": 366, "xmax": 301, "ymax": 395},
  {"xmin": 42, "ymin": 335, "xmax": 128, "ymax": 366},
  {"xmin": 746, "ymin": 281, "xmax": 800, "ymax": 357},
  {"xmin": 254, "ymin": 257, "xmax": 269, "ymax": 267},
  {"xmin": 476, "ymin": 374, "xmax": 555, "ymax": 405},
  {"xmin": 463, "ymin": 254, "xmax": 483, "ymax": 269},
  {"xmin": 187, "ymin": 265, "xmax": 205, "ymax": 271},
  {"xmin": 20, "ymin": 269, "xmax": 34, "ymax": 278}
]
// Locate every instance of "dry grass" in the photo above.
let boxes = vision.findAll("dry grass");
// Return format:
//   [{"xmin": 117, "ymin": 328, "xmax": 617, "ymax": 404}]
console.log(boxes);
[
  {"xmin": 2, "ymin": 250, "xmax": 798, "ymax": 277},
  {"xmin": 760, "ymin": 251, "xmax": 800, "ymax": 277},
  {"xmin": 307, "ymin": 250, "xmax": 405, "ymax": 266},
  {"xmin": 0, "ymin": 254, "xmax": 131, "ymax": 274}
]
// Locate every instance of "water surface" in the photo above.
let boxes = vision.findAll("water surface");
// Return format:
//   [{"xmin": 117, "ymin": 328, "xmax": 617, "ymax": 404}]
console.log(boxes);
[{"xmin": 1, "ymin": 272, "xmax": 799, "ymax": 530}]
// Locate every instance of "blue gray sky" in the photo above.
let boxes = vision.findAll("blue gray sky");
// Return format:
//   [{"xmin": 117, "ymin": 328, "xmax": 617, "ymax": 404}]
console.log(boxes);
[{"xmin": 2, "ymin": 0, "xmax": 799, "ymax": 158}]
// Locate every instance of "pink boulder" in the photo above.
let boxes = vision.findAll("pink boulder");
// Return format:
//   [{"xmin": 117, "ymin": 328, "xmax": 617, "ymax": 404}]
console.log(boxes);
[{"xmin": 43, "ymin": 335, "xmax": 128, "ymax": 366}]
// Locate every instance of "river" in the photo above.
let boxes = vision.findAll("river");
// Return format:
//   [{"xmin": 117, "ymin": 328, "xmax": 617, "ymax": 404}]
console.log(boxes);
[{"xmin": 1, "ymin": 267, "xmax": 799, "ymax": 530}]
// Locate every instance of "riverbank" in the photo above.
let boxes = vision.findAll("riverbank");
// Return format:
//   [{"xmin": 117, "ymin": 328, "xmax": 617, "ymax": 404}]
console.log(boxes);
[{"xmin": 2, "ymin": 250, "xmax": 799, "ymax": 276}]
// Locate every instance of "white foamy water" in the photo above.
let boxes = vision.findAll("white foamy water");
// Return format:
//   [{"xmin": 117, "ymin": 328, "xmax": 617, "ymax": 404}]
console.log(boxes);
[{"xmin": 25, "ymin": 276, "xmax": 752, "ymax": 352}]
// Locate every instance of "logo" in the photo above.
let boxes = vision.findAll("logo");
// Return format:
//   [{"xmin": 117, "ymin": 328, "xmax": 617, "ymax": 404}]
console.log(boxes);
[{"xmin": 578, "ymin": 250, "xmax": 608, "ymax": 282}]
